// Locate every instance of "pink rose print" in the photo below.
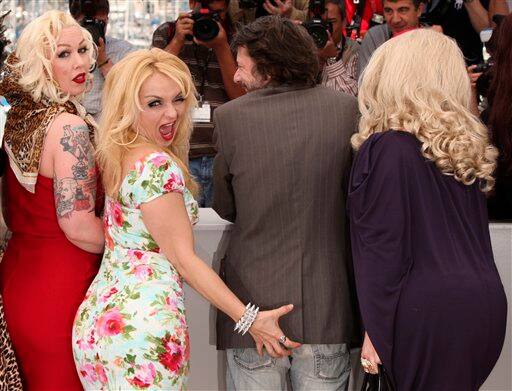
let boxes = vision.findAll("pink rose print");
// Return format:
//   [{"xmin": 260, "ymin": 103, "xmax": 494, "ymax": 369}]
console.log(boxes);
[
  {"xmin": 100, "ymin": 287, "xmax": 118, "ymax": 303},
  {"xmin": 165, "ymin": 296, "xmax": 178, "ymax": 312},
  {"xmin": 95, "ymin": 307, "xmax": 126, "ymax": 337},
  {"xmin": 127, "ymin": 363, "xmax": 156, "ymax": 389},
  {"xmin": 95, "ymin": 363, "xmax": 108, "ymax": 384},
  {"xmin": 133, "ymin": 264, "xmax": 153, "ymax": 281},
  {"xmin": 163, "ymin": 173, "xmax": 184, "ymax": 192},
  {"xmin": 112, "ymin": 202, "xmax": 124, "ymax": 227},
  {"xmin": 79, "ymin": 363, "xmax": 98, "ymax": 383},
  {"xmin": 76, "ymin": 331, "xmax": 95, "ymax": 350},
  {"xmin": 150, "ymin": 154, "xmax": 169, "ymax": 168},
  {"xmin": 159, "ymin": 334, "xmax": 186, "ymax": 373}
]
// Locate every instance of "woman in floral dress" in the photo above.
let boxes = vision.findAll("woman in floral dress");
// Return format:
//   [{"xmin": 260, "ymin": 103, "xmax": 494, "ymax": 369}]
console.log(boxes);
[{"xmin": 72, "ymin": 48, "xmax": 300, "ymax": 390}]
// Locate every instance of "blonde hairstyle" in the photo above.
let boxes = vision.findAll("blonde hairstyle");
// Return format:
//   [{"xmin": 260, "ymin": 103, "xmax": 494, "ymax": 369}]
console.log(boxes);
[
  {"xmin": 352, "ymin": 29, "xmax": 497, "ymax": 192},
  {"xmin": 96, "ymin": 48, "xmax": 198, "ymax": 197},
  {"xmin": 14, "ymin": 10, "xmax": 95, "ymax": 104}
]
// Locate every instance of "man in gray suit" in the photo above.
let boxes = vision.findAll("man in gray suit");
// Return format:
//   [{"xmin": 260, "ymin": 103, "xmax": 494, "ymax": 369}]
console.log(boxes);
[{"xmin": 213, "ymin": 15, "xmax": 359, "ymax": 390}]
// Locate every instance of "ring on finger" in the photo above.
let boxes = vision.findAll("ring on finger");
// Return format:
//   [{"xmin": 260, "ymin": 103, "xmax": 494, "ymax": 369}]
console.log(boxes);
[
  {"xmin": 278, "ymin": 335, "xmax": 287, "ymax": 344},
  {"xmin": 361, "ymin": 358, "xmax": 373, "ymax": 372}
]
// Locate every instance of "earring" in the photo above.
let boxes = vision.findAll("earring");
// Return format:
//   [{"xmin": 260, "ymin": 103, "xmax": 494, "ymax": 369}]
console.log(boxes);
[{"xmin": 111, "ymin": 127, "xmax": 140, "ymax": 146}]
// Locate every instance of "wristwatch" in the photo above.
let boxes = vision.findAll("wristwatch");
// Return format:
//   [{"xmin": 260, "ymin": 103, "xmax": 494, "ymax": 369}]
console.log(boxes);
[{"xmin": 326, "ymin": 57, "xmax": 338, "ymax": 66}]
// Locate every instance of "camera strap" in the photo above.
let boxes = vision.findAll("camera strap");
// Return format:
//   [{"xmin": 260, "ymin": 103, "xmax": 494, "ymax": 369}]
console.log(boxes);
[{"xmin": 193, "ymin": 44, "xmax": 213, "ymax": 103}]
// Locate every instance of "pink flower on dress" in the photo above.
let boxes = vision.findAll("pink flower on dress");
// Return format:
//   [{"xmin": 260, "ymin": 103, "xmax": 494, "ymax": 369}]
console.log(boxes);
[
  {"xmin": 165, "ymin": 296, "xmax": 178, "ymax": 312},
  {"xmin": 127, "ymin": 363, "xmax": 156, "ymax": 389},
  {"xmin": 95, "ymin": 363, "xmax": 108, "ymax": 384},
  {"xmin": 133, "ymin": 264, "xmax": 153, "ymax": 281},
  {"xmin": 79, "ymin": 363, "xmax": 98, "ymax": 383},
  {"xmin": 163, "ymin": 173, "xmax": 184, "ymax": 192},
  {"xmin": 112, "ymin": 202, "xmax": 124, "ymax": 227},
  {"xmin": 95, "ymin": 307, "xmax": 125, "ymax": 337},
  {"xmin": 150, "ymin": 154, "xmax": 169, "ymax": 168},
  {"xmin": 100, "ymin": 287, "xmax": 118, "ymax": 303},
  {"xmin": 159, "ymin": 334, "xmax": 186, "ymax": 373}
]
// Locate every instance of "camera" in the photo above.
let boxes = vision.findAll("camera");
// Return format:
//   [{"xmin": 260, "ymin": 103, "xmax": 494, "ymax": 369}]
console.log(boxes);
[
  {"xmin": 303, "ymin": 0, "xmax": 332, "ymax": 49},
  {"xmin": 189, "ymin": 1, "xmax": 221, "ymax": 42},
  {"xmin": 238, "ymin": 0, "xmax": 276, "ymax": 8},
  {"xmin": 70, "ymin": 0, "xmax": 106, "ymax": 45}
]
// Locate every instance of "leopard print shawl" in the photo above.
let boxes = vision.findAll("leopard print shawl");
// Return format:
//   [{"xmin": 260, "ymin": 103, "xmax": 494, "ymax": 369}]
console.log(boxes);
[{"xmin": 0, "ymin": 54, "xmax": 96, "ymax": 193}]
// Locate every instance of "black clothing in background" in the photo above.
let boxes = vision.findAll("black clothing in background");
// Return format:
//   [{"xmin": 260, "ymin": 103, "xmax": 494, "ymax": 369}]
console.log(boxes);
[
  {"xmin": 348, "ymin": 131, "xmax": 507, "ymax": 390},
  {"xmin": 426, "ymin": 0, "xmax": 489, "ymax": 65}
]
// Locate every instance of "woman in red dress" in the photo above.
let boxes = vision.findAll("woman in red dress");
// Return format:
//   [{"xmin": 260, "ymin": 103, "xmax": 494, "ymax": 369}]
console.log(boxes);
[{"xmin": 0, "ymin": 11, "xmax": 103, "ymax": 390}]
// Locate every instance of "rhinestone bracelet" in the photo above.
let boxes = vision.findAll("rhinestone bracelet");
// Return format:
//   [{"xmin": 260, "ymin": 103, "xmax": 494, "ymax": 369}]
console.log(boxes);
[{"xmin": 234, "ymin": 303, "xmax": 259, "ymax": 335}]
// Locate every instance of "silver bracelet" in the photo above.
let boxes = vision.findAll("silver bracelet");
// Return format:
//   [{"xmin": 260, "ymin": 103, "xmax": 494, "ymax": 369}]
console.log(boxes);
[{"xmin": 234, "ymin": 303, "xmax": 259, "ymax": 335}]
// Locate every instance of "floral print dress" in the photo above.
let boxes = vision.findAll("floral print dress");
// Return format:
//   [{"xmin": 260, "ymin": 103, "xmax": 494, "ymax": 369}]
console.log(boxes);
[{"xmin": 72, "ymin": 152, "xmax": 198, "ymax": 390}]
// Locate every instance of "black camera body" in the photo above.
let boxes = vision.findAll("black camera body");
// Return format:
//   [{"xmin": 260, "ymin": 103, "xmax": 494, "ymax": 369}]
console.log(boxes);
[
  {"xmin": 72, "ymin": 0, "xmax": 106, "ymax": 45},
  {"xmin": 238, "ymin": 0, "xmax": 276, "ymax": 8},
  {"xmin": 303, "ymin": 0, "xmax": 331, "ymax": 49},
  {"xmin": 188, "ymin": 2, "xmax": 221, "ymax": 42}
]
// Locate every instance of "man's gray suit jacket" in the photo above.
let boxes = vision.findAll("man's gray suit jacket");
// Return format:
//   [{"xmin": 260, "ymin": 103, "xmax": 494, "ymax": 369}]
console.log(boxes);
[{"xmin": 213, "ymin": 84, "xmax": 359, "ymax": 349}]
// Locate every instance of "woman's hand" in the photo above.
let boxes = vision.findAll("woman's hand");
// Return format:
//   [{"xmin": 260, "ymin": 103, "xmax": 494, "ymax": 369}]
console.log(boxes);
[
  {"xmin": 249, "ymin": 304, "xmax": 301, "ymax": 358},
  {"xmin": 361, "ymin": 331, "xmax": 382, "ymax": 375}
]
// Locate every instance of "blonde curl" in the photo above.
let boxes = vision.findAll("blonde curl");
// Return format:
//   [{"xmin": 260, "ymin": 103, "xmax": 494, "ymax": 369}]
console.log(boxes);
[{"xmin": 352, "ymin": 29, "xmax": 497, "ymax": 192}]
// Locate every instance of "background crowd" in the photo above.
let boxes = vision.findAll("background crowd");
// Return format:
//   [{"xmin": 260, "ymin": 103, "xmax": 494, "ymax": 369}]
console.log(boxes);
[{"xmin": 0, "ymin": 0, "xmax": 510, "ymax": 390}]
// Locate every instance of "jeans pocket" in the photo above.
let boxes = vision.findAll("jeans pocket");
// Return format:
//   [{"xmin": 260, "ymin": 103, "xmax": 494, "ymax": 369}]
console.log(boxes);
[
  {"xmin": 233, "ymin": 348, "xmax": 276, "ymax": 371},
  {"xmin": 313, "ymin": 344, "xmax": 350, "ymax": 381}
]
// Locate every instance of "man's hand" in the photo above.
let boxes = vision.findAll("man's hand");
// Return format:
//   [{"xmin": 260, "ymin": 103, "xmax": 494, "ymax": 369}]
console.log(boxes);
[
  {"xmin": 195, "ymin": 21, "xmax": 229, "ymax": 51},
  {"xmin": 317, "ymin": 31, "xmax": 338, "ymax": 64},
  {"xmin": 263, "ymin": 0, "xmax": 294, "ymax": 18},
  {"xmin": 467, "ymin": 64, "xmax": 483, "ymax": 90},
  {"xmin": 173, "ymin": 13, "xmax": 194, "ymax": 44}
]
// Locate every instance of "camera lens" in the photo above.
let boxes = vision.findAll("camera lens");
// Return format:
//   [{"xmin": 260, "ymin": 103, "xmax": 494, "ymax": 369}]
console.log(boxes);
[
  {"xmin": 306, "ymin": 24, "xmax": 328, "ymax": 48},
  {"xmin": 193, "ymin": 18, "xmax": 220, "ymax": 42}
]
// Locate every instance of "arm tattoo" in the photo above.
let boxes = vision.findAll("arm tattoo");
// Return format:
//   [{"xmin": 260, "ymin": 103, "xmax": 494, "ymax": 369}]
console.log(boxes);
[{"xmin": 54, "ymin": 124, "xmax": 97, "ymax": 219}]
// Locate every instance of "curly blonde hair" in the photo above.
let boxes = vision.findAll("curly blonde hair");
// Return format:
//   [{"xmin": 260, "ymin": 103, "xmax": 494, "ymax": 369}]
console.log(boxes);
[
  {"xmin": 13, "ymin": 10, "xmax": 95, "ymax": 104},
  {"xmin": 96, "ymin": 48, "xmax": 197, "ymax": 197},
  {"xmin": 352, "ymin": 29, "xmax": 497, "ymax": 192}
]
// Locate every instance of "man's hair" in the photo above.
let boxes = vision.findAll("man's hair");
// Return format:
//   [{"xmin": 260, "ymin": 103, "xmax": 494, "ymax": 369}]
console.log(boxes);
[
  {"xmin": 231, "ymin": 15, "xmax": 319, "ymax": 87},
  {"xmin": 384, "ymin": 0, "xmax": 423, "ymax": 9},
  {"xmin": 326, "ymin": 0, "xmax": 346, "ymax": 20},
  {"xmin": 69, "ymin": 0, "xmax": 110, "ymax": 19}
]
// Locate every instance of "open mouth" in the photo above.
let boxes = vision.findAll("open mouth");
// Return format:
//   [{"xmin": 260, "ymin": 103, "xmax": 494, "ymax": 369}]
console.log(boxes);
[
  {"xmin": 73, "ymin": 73, "xmax": 86, "ymax": 84},
  {"xmin": 159, "ymin": 123, "xmax": 176, "ymax": 141}
]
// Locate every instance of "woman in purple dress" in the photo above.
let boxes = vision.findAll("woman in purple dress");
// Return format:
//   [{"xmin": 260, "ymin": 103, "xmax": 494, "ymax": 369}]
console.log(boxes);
[{"xmin": 349, "ymin": 29, "xmax": 507, "ymax": 390}]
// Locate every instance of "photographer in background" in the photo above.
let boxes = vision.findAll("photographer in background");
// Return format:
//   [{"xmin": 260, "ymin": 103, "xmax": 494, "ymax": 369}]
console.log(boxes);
[
  {"xmin": 357, "ymin": 0, "xmax": 424, "ymax": 77},
  {"xmin": 228, "ymin": 0, "xmax": 310, "ymax": 25},
  {"xmin": 317, "ymin": 0, "xmax": 359, "ymax": 95},
  {"xmin": 69, "ymin": 0, "xmax": 135, "ymax": 122},
  {"xmin": 152, "ymin": 0, "xmax": 243, "ymax": 207}
]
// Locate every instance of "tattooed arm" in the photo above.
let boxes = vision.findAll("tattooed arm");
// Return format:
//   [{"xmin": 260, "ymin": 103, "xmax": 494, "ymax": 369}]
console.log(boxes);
[{"xmin": 44, "ymin": 113, "xmax": 104, "ymax": 253}]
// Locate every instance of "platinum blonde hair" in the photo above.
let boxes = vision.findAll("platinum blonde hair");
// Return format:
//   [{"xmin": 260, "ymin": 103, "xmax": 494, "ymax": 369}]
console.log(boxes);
[
  {"xmin": 352, "ymin": 28, "xmax": 497, "ymax": 192},
  {"xmin": 96, "ymin": 48, "xmax": 198, "ymax": 197},
  {"xmin": 14, "ymin": 10, "xmax": 95, "ymax": 104}
]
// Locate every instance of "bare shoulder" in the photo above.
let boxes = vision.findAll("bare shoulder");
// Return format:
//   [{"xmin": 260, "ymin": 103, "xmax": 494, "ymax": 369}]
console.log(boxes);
[{"xmin": 47, "ymin": 112, "xmax": 89, "ymax": 143}]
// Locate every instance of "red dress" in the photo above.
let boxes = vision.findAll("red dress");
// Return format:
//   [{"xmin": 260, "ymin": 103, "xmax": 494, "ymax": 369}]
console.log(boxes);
[{"xmin": 0, "ymin": 166, "xmax": 101, "ymax": 390}]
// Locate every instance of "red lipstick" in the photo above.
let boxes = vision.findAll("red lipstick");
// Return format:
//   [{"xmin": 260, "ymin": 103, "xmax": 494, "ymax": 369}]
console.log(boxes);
[{"xmin": 73, "ymin": 73, "xmax": 86, "ymax": 84}]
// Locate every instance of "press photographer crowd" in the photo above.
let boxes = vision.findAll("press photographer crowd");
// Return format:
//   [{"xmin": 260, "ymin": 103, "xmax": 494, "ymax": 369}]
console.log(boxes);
[{"xmin": 0, "ymin": 0, "xmax": 510, "ymax": 390}]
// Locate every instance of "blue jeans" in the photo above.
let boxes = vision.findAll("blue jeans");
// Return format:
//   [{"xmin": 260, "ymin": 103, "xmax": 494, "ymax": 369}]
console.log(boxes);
[
  {"xmin": 226, "ymin": 344, "xmax": 350, "ymax": 391},
  {"xmin": 189, "ymin": 156, "xmax": 214, "ymax": 207}
]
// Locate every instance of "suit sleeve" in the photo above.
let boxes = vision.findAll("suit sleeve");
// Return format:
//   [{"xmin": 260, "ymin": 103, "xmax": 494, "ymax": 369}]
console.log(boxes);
[{"xmin": 212, "ymin": 111, "xmax": 236, "ymax": 222}]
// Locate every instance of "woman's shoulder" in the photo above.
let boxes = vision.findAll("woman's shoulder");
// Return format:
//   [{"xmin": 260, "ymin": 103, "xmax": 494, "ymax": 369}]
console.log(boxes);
[
  {"xmin": 359, "ymin": 130, "xmax": 421, "ymax": 163},
  {"xmin": 50, "ymin": 111, "xmax": 87, "ymax": 131}
]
